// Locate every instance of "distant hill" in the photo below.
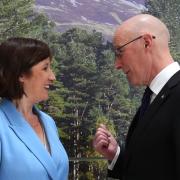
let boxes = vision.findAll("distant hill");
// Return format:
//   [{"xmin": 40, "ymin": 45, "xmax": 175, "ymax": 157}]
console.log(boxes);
[{"xmin": 35, "ymin": 0, "xmax": 147, "ymax": 40}]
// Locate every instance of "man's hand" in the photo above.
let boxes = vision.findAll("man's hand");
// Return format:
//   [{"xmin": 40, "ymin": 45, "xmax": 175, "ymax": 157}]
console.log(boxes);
[{"xmin": 93, "ymin": 124, "xmax": 118, "ymax": 161}]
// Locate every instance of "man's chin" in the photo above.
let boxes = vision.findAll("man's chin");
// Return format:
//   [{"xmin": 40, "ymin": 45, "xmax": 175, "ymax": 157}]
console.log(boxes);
[{"xmin": 128, "ymin": 79, "xmax": 141, "ymax": 86}]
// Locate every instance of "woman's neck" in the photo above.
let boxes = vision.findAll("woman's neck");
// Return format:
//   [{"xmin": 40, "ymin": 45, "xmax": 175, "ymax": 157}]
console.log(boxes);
[{"xmin": 12, "ymin": 97, "xmax": 34, "ymax": 118}]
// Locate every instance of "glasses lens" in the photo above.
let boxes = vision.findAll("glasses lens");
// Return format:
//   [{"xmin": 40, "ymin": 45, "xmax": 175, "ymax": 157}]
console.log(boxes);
[{"xmin": 114, "ymin": 47, "xmax": 124, "ymax": 58}]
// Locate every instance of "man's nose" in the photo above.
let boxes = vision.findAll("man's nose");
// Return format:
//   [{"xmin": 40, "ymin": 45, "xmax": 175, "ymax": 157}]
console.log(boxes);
[{"xmin": 115, "ymin": 58, "xmax": 122, "ymax": 70}]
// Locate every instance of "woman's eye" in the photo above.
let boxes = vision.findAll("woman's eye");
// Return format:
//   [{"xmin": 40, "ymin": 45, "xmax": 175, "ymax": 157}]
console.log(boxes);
[{"xmin": 43, "ymin": 66, "xmax": 48, "ymax": 71}]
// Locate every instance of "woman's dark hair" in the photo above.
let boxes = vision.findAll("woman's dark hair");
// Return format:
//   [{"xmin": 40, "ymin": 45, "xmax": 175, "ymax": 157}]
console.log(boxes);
[{"xmin": 0, "ymin": 37, "xmax": 52, "ymax": 99}]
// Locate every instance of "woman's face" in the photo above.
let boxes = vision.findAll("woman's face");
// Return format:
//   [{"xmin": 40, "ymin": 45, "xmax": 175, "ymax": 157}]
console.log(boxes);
[{"xmin": 20, "ymin": 57, "xmax": 56, "ymax": 103}]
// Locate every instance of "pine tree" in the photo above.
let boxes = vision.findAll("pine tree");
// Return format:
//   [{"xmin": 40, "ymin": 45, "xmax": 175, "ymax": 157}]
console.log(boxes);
[{"xmin": 0, "ymin": 0, "xmax": 55, "ymax": 41}]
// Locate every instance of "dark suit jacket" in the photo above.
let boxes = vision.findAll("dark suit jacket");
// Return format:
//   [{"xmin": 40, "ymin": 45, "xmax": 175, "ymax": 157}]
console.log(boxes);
[{"xmin": 108, "ymin": 70, "xmax": 180, "ymax": 180}]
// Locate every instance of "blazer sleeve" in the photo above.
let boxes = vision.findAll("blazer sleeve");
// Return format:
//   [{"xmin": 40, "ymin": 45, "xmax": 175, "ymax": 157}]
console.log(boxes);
[
  {"xmin": 0, "ymin": 137, "xmax": 1, "ymax": 164},
  {"xmin": 107, "ymin": 110, "xmax": 140, "ymax": 179},
  {"xmin": 108, "ymin": 141, "xmax": 125, "ymax": 179},
  {"xmin": 172, "ymin": 114, "xmax": 180, "ymax": 179}
]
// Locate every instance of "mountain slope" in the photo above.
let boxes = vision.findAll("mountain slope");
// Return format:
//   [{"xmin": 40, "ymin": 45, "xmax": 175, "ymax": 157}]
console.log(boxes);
[{"xmin": 35, "ymin": 0, "xmax": 147, "ymax": 40}]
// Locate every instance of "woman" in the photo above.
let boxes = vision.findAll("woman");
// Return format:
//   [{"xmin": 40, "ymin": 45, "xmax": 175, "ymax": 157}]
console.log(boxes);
[{"xmin": 0, "ymin": 37, "xmax": 69, "ymax": 180}]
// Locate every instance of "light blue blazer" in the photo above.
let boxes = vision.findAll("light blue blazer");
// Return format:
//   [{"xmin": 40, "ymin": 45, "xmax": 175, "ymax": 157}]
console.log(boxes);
[{"xmin": 0, "ymin": 99, "xmax": 69, "ymax": 180}]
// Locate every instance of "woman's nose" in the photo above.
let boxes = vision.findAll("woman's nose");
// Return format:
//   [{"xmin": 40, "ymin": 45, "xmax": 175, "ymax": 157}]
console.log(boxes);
[{"xmin": 49, "ymin": 69, "xmax": 56, "ymax": 81}]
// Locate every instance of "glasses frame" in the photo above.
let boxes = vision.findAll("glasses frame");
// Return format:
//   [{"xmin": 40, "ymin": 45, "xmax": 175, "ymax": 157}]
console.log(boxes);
[{"xmin": 114, "ymin": 35, "xmax": 156, "ymax": 58}]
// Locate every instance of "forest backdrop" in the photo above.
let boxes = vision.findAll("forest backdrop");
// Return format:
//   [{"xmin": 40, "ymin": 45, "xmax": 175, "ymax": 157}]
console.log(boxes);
[{"xmin": 0, "ymin": 0, "xmax": 180, "ymax": 179}]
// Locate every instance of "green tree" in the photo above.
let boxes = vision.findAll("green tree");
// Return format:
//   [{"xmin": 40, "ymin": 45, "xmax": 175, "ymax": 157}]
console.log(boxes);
[
  {"xmin": 0, "ymin": 0, "xmax": 55, "ymax": 41},
  {"xmin": 58, "ymin": 29, "xmax": 98, "ymax": 179},
  {"xmin": 56, "ymin": 28, "xmax": 139, "ymax": 179}
]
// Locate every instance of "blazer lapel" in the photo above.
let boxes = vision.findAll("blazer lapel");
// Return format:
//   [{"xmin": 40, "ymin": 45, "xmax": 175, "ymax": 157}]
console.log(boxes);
[
  {"xmin": 135, "ymin": 86, "xmax": 170, "ymax": 137},
  {"xmin": 0, "ymin": 99, "xmax": 58, "ymax": 180},
  {"xmin": 125, "ymin": 70, "xmax": 180, "ymax": 166},
  {"xmin": 37, "ymin": 109, "xmax": 65, "ymax": 167}
]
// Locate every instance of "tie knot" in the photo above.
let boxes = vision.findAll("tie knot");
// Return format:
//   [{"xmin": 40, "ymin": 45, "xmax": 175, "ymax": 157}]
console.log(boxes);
[{"xmin": 142, "ymin": 87, "xmax": 153, "ymax": 102}]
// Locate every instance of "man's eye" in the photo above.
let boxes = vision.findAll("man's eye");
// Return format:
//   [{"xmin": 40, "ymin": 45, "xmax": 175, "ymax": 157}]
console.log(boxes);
[{"xmin": 115, "ymin": 48, "xmax": 124, "ymax": 58}]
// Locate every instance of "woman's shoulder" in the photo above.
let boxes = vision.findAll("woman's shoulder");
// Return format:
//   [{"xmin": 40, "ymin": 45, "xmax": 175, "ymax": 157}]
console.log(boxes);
[
  {"xmin": 0, "ymin": 106, "xmax": 8, "ymax": 122},
  {"xmin": 0, "ymin": 106, "xmax": 10, "ymax": 133}
]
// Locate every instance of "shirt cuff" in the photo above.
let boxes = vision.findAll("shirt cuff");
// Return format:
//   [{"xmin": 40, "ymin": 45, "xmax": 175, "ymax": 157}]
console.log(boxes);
[{"xmin": 108, "ymin": 146, "xmax": 120, "ymax": 170}]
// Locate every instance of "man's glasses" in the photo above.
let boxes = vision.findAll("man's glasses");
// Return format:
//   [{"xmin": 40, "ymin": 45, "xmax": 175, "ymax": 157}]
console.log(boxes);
[{"xmin": 114, "ymin": 35, "xmax": 156, "ymax": 58}]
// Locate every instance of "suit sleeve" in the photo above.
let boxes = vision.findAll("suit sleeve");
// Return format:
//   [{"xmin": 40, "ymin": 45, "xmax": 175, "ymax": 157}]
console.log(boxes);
[
  {"xmin": 172, "ymin": 114, "xmax": 180, "ymax": 179},
  {"xmin": 108, "ymin": 141, "xmax": 125, "ymax": 179},
  {"xmin": 107, "ymin": 109, "xmax": 140, "ymax": 179}
]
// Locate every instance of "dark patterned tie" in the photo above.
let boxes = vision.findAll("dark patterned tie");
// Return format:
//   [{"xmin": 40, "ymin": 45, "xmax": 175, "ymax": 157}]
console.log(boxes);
[{"xmin": 139, "ymin": 86, "xmax": 153, "ymax": 119}]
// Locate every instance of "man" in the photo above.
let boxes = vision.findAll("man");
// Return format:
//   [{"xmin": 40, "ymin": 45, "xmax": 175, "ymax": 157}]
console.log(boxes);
[{"xmin": 93, "ymin": 14, "xmax": 180, "ymax": 180}]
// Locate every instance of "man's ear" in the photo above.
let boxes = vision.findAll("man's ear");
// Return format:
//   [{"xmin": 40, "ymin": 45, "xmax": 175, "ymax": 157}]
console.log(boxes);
[{"xmin": 143, "ymin": 34, "xmax": 154, "ymax": 48}]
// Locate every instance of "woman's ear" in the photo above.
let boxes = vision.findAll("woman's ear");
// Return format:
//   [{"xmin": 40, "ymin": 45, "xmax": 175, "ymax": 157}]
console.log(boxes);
[{"xmin": 19, "ymin": 75, "xmax": 25, "ymax": 83}]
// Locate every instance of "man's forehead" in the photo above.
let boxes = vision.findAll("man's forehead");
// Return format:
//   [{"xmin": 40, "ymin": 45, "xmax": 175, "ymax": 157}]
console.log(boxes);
[
  {"xmin": 113, "ymin": 35, "xmax": 121, "ymax": 47},
  {"xmin": 113, "ymin": 31, "xmax": 130, "ymax": 47},
  {"xmin": 113, "ymin": 21, "xmax": 139, "ymax": 43}
]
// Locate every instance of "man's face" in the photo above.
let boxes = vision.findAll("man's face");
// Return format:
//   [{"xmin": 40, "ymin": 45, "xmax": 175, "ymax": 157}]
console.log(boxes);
[{"xmin": 113, "ymin": 32, "xmax": 151, "ymax": 86}]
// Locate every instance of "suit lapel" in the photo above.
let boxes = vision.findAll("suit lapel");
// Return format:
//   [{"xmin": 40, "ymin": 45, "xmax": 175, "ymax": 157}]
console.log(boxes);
[
  {"xmin": 0, "ymin": 99, "xmax": 58, "ymax": 180},
  {"xmin": 125, "ymin": 70, "xmax": 180, "ymax": 166},
  {"xmin": 38, "ymin": 109, "xmax": 65, "ymax": 168},
  {"xmin": 134, "ymin": 86, "xmax": 170, "ymax": 137}
]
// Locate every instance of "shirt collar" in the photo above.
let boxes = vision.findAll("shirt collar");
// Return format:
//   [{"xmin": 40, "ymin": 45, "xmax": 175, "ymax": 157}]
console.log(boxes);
[{"xmin": 149, "ymin": 62, "xmax": 180, "ymax": 95}]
